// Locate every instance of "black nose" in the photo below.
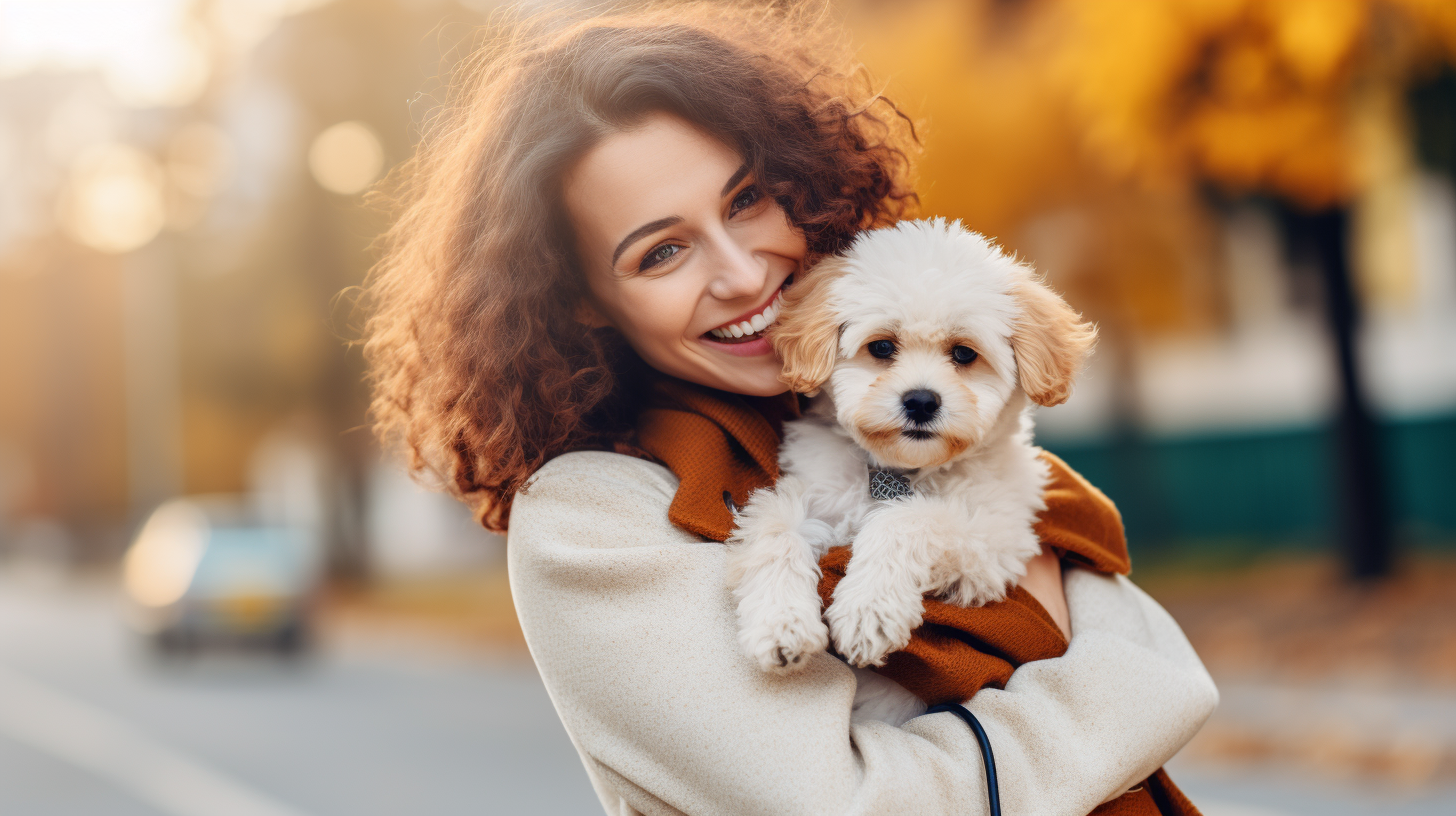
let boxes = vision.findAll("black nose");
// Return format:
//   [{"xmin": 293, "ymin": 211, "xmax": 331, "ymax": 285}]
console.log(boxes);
[{"xmin": 901, "ymin": 389, "xmax": 940, "ymax": 425}]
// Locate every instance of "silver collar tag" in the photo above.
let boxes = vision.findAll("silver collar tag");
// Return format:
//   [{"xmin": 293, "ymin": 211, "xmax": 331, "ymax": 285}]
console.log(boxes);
[{"xmin": 868, "ymin": 468, "xmax": 915, "ymax": 501}]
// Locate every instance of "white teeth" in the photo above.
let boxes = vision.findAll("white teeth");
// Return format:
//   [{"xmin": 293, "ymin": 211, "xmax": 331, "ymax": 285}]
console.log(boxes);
[
  {"xmin": 762, "ymin": 295, "xmax": 781, "ymax": 324},
  {"xmin": 708, "ymin": 289, "xmax": 787, "ymax": 340}
]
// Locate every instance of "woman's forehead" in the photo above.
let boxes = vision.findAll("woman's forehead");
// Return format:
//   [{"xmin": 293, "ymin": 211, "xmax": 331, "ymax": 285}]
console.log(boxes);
[{"xmin": 562, "ymin": 113, "xmax": 743, "ymax": 255}]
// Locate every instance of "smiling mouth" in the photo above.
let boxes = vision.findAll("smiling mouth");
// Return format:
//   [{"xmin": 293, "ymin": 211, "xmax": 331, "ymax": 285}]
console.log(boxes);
[{"xmin": 704, "ymin": 277, "xmax": 791, "ymax": 343}]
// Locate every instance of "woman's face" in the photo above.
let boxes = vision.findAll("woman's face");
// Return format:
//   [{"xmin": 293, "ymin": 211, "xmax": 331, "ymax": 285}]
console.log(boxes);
[{"xmin": 564, "ymin": 112, "xmax": 806, "ymax": 396}]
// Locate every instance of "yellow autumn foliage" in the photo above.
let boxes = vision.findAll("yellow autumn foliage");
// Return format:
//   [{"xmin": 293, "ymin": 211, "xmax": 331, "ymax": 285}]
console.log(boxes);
[{"xmin": 848, "ymin": 0, "xmax": 1456, "ymax": 332}]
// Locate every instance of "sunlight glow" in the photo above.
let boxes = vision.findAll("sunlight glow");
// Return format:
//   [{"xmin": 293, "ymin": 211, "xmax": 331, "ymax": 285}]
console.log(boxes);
[
  {"xmin": 0, "ymin": 0, "xmax": 335, "ymax": 108},
  {"xmin": 0, "ymin": 0, "xmax": 208, "ymax": 108}
]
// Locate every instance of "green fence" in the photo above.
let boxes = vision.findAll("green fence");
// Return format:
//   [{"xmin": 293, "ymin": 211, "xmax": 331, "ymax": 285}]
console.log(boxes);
[{"xmin": 1042, "ymin": 413, "xmax": 1456, "ymax": 560}]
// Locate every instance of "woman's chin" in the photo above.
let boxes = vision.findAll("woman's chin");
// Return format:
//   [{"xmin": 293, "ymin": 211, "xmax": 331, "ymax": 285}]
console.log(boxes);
[{"xmin": 693, "ymin": 335, "xmax": 789, "ymax": 396}]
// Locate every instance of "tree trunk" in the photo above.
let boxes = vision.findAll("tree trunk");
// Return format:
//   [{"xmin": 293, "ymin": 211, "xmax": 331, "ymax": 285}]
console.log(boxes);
[{"xmin": 1281, "ymin": 207, "xmax": 1393, "ymax": 578}]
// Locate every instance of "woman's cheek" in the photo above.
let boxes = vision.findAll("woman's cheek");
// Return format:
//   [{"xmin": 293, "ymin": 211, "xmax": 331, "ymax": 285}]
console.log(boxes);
[{"xmin": 620, "ymin": 277, "xmax": 700, "ymax": 353}]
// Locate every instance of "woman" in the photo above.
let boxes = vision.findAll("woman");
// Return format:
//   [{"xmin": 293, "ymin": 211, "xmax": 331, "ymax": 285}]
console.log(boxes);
[{"xmin": 364, "ymin": 4, "xmax": 1216, "ymax": 814}]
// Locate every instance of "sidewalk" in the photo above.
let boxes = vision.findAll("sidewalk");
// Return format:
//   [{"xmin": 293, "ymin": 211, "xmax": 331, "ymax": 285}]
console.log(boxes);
[
  {"xmin": 1184, "ymin": 679, "xmax": 1456, "ymax": 785},
  {"xmin": 1145, "ymin": 552, "xmax": 1456, "ymax": 796}
]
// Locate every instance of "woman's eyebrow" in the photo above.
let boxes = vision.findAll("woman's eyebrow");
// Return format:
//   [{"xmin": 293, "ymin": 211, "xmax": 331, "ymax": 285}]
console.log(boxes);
[
  {"xmin": 611, "ymin": 216, "xmax": 683, "ymax": 266},
  {"xmin": 720, "ymin": 164, "xmax": 749, "ymax": 197},
  {"xmin": 607, "ymin": 165, "xmax": 751, "ymax": 267}
]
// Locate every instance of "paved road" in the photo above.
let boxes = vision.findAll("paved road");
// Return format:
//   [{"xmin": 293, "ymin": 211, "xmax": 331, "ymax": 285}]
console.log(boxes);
[
  {"xmin": 0, "ymin": 570, "xmax": 599, "ymax": 816},
  {"xmin": 2, "ymin": 568, "xmax": 1453, "ymax": 816},
  {"xmin": 1171, "ymin": 680, "xmax": 1456, "ymax": 816},
  {"xmin": 1170, "ymin": 761, "xmax": 1456, "ymax": 816}
]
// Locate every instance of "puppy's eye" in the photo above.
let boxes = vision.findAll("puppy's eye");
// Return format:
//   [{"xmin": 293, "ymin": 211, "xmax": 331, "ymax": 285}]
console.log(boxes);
[
  {"xmin": 951, "ymin": 345, "xmax": 978, "ymax": 365},
  {"xmin": 867, "ymin": 339, "xmax": 896, "ymax": 359}
]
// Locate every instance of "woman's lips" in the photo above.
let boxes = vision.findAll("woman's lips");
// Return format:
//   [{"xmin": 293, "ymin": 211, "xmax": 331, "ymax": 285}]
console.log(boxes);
[
  {"xmin": 702, "ymin": 333, "xmax": 773, "ymax": 357},
  {"xmin": 699, "ymin": 277, "xmax": 791, "ymax": 357},
  {"xmin": 706, "ymin": 288, "xmax": 784, "ymax": 341},
  {"xmin": 698, "ymin": 278, "xmax": 792, "ymax": 355}
]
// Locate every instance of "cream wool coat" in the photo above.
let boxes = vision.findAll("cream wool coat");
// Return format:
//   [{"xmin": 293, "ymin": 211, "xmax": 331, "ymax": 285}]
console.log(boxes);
[{"xmin": 508, "ymin": 451, "xmax": 1218, "ymax": 816}]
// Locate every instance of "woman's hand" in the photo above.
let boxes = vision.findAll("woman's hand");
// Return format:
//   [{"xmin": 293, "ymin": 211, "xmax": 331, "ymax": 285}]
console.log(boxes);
[{"xmin": 1019, "ymin": 543, "xmax": 1072, "ymax": 640}]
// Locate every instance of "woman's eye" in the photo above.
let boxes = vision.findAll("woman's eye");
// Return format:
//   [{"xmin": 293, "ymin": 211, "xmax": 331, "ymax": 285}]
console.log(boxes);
[
  {"xmin": 951, "ymin": 345, "xmax": 978, "ymax": 365},
  {"xmin": 638, "ymin": 243, "xmax": 681, "ymax": 271},
  {"xmin": 868, "ymin": 339, "xmax": 896, "ymax": 359},
  {"xmin": 729, "ymin": 185, "xmax": 761, "ymax": 216}
]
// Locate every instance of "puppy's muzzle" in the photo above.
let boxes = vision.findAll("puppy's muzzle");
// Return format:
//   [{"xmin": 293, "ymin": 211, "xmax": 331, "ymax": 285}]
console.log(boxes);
[{"xmin": 901, "ymin": 389, "xmax": 940, "ymax": 427}]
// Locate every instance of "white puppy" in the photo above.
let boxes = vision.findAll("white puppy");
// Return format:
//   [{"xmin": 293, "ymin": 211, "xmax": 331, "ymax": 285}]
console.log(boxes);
[{"xmin": 727, "ymin": 218, "xmax": 1095, "ymax": 688}]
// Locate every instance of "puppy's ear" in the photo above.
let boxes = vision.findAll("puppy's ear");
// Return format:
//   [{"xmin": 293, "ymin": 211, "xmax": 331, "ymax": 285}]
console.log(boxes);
[
  {"xmin": 1012, "ymin": 277, "xmax": 1096, "ymax": 407},
  {"xmin": 771, "ymin": 261, "xmax": 847, "ymax": 396}
]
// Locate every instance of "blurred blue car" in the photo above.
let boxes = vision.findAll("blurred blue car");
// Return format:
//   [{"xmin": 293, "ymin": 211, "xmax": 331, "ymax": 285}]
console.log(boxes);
[{"xmin": 122, "ymin": 496, "xmax": 322, "ymax": 654}]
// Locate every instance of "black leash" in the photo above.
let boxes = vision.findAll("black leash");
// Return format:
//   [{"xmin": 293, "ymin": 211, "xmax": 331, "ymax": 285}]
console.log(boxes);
[{"xmin": 925, "ymin": 702, "xmax": 1001, "ymax": 816}]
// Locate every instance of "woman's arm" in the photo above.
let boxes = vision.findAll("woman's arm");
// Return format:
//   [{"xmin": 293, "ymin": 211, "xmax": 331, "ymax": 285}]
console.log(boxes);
[
  {"xmin": 940, "ymin": 567, "xmax": 1219, "ymax": 812},
  {"xmin": 1019, "ymin": 543, "xmax": 1072, "ymax": 639},
  {"xmin": 510, "ymin": 452, "xmax": 1216, "ymax": 816}
]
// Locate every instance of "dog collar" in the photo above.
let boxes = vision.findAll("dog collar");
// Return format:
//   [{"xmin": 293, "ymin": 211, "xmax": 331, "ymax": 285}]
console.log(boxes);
[{"xmin": 868, "ymin": 467, "xmax": 916, "ymax": 501}]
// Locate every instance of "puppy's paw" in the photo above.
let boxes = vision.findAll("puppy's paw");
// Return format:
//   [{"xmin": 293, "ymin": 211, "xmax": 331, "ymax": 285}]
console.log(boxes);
[
  {"xmin": 938, "ymin": 538, "xmax": 1037, "ymax": 608},
  {"xmin": 730, "ymin": 521, "xmax": 829, "ymax": 674},
  {"xmin": 940, "ymin": 571, "xmax": 1012, "ymax": 608},
  {"xmin": 824, "ymin": 598, "xmax": 917, "ymax": 668},
  {"xmin": 739, "ymin": 607, "xmax": 829, "ymax": 674}
]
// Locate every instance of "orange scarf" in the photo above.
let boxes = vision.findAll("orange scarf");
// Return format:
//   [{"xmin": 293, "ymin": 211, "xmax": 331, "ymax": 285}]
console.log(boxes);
[{"xmin": 634, "ymin": 376, "xmax": 1197, "ymax": 816}]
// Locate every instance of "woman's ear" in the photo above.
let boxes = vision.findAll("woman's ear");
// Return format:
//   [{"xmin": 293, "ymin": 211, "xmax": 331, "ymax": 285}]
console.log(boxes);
[
  {"xmin": 770, "ymin": 261, "xmax": 847, "ymax": 396},
  {"xmin": 1011, "ymin": 277, "xmax": 1096, "ymax": 407}
]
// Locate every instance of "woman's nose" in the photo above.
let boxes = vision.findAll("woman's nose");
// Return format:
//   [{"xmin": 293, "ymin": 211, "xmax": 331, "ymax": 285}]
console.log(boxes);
[{"xmin": 705, "ymin": 234, "xmax": 767, "ymax": 301}]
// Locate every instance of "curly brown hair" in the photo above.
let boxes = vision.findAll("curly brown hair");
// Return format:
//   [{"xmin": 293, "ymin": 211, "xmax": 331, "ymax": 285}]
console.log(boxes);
[{"xmin": 363, "ymin": 1, "xmax": 918, "ymax": 532}]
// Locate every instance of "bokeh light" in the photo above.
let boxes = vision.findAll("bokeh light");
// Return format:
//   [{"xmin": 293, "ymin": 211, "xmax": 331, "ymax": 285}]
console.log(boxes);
[
  {"xmin": 58, "ymin": 143, "xmax": 166, "ymax": 254},
  {"xmin": 307, "ymin": 120, "xmax": 384, "ymax": 195},
  {"xmin": 121, "ymin": 500, "xmax": 208, "ymax": 608},
  {"xmin": 167, "ymin": 121, "xmax": 236, "ymax": 199}
]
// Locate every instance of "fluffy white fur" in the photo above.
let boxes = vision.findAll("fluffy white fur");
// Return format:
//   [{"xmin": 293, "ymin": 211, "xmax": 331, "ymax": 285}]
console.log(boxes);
[{"xmin": 726, "ymin": 218, "xmax": 1094, "ymax": 723}]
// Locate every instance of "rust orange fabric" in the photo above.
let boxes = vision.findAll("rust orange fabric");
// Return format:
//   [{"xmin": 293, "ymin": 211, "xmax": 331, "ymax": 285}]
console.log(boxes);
[
  {"xmin": 633, "ymin": 375, "xmax": 1198, "ymax": 816},
  {"xmin": 634, "ymin": 376, "xmax": 800, "ymax": 541}
]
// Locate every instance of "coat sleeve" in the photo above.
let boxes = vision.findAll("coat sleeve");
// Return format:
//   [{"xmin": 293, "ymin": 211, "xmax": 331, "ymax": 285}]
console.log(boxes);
[
  {"xmin": 941, "ymin": 569, "xmax": 1220, "ymax": 814},
  {"xmin": 508, "ymin": 452, "xmax": 1218, "ymax": 816}
]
